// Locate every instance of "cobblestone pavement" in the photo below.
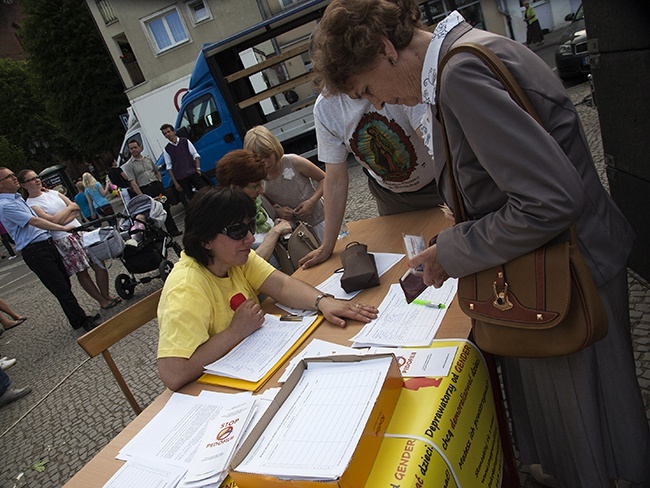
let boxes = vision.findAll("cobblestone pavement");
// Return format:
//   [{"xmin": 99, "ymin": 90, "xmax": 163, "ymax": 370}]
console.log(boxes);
[{"xmin": 1, "ymin": 71, "xmax": 648, "ymax": 488}]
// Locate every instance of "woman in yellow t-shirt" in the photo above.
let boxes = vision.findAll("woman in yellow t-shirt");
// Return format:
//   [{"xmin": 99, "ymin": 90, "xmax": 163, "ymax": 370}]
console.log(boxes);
[
  {"xmin": 157, "ymin": 186, "xmax": 378, "ymax": 391},
  {"xmin": 523, "ymin": 1, "xmax": 544, "ymax": 47}
]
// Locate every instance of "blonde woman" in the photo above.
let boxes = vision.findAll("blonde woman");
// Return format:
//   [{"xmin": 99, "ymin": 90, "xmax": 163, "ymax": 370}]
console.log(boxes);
[
  {"xmin": 82, "ymin": 172, "xmax": 116, "ymax": 225},
  {"xmin": 18, "ymin": 170, "xmax": 120, "ymax": 310},
  {"xmin": 244, "ymin": 126, "xmax": 325, "ymax": 241}
]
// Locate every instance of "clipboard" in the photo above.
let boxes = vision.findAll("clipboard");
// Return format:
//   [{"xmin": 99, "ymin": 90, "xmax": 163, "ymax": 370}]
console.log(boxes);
[{"xmin": 197, "ymin": 315, "xmax": 324, "ymax": 391}]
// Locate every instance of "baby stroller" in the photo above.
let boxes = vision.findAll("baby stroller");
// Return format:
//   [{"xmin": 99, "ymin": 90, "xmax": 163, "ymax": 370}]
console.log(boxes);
[{"xmin": 114, "ymin": 194, "xmax": 183, "ymax": 300}]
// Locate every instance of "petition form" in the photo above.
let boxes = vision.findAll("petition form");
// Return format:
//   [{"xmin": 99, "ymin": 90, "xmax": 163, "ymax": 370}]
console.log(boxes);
[{"xmin": 236, "ymin": 357, "xmax": 393, "ymax": 480}]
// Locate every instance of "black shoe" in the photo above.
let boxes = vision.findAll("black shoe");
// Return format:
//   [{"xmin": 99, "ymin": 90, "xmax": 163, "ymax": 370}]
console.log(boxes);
[
  {"xmin": 82, "ymin": 316, "xmax": 100, "ymax": 332},
  {"xmin": 0, "ymin": 387, "xmax": 32, "ymax": 409},
  {"xmin": 168, "ymin": 229, "xmax": 182, "ymax": 237}
]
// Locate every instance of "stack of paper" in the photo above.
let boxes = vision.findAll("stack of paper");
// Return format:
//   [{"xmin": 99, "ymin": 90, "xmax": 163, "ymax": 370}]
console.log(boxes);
[
  {"xmin": 202, "ymin": 315, "xmax": 318, "ymax": 383},
  {"xmin": 351, "ymin": 279, "xmax": 458, "ymax": 347},
  {"xmin": 277, "ymin": 339, "xmax": 360, "ymax": 383},
  {"xmin": 104, "ymin": 390, "xmax": 277, "ymax": 488},
  {"xmin": 367, "ymin": 345, "xmax": 457, "ymax": 377},
  {"xmin": 235, "ymin": 356, "xmax": 394, "ymax": 481},
  {"xmin": 277, "ymin": 252, "xmax": 404, "ymax": 316},
  {"xmin": 279, "ymin": 338, "xmax": 458, "ymax": 381}
]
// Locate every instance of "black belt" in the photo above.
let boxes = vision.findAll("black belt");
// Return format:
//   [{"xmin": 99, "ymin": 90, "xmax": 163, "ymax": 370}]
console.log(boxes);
[{"xmin": 22, "ymin": 237, "xmax": 53, "ymax": 251}]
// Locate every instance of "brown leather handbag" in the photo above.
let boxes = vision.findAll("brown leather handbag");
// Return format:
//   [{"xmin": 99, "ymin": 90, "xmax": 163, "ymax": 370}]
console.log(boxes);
[
  {"xmin": 339, "ymin": 242, "xmax": 380, "ymax": 293},
  {"xmin": 437, "ymin": 43, "xmax": 608, "ymax": 357},
  {"xmin": 274, "ymin": 221, "xmax": 321, "ymax": 275}
]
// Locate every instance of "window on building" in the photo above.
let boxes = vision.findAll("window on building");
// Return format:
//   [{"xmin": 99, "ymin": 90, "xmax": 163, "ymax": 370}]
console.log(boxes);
[
  {"xmin": 420, "ymin": 0, "xmax": 485, "ymax": 30},
  {"xmin": 178, "ymin": 94, "xmax": 221, "ymax": 143},
  {"xmin": 142, "ymin": 7, "xmax": 189, "ymax": 54},
  {"xmin": 279, "ymin": 0, "xmax": 299, "ymax": 10},
  {"xmin": 186, "ymin": 0, "xmax": 213, "ymax": 25}
]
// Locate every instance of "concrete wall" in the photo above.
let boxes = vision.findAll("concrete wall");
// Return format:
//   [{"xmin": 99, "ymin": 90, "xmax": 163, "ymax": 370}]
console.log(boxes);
[{"xmin": 86, "ymin": 0, "xmax": 265, "ymax": 100}]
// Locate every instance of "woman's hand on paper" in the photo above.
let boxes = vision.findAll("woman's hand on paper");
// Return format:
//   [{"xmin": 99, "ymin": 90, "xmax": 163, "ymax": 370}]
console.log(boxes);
[
  {"xmin": 230, "ymin": 299, "xmax": 265, "ymax": 339},
  {"xmin": 319, "ymin": 298, "xmax": 378, "ymax": 328},
  {"xmin": 408, "ymin": 244, "xmax": 450, "ymax": 288}
]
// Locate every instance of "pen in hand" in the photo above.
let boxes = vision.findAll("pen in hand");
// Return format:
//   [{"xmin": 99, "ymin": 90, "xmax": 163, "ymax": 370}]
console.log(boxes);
[{"xmin": 411, "ymin": 298, "xmax": 446, "ymax": 309}]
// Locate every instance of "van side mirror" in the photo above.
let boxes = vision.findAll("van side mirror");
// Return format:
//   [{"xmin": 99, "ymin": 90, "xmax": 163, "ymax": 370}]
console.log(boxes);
[{"xmin": 564, "ymin": 12, "xmax": 575, "ymax": 22}]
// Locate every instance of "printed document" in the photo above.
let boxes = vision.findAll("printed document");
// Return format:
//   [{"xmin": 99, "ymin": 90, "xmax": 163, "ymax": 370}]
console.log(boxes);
[
  {"xmin": 182, "ymin": 398, "xmax": 256, "ymax": 484},
  {"xmin": 103, "ymin": 459, "xmax": 186, "ymax": 488},
  {"xmin": 118, "ymin": 391, "xmax": 252, "ymax": 466},
  {"xmin": 351, "ymin": 279, "xmax": 458, "ymax": 347},
  {"xmin": 278, "ymin": 339, "xmax": 360, "ymax": 382},
  {"xmin": 203, "ymin": 315, "xmax": 317, "ymax": 382},
  {"xmin": 277, "ymin": 252, "xmax": 404, "ymax": 316},
  {"xmin": 368, "ymin": 346, "xmax": 457, "ymax": 377},
  {"xmin": 236, "ymin": 356, "xmax": 393, "ymax": 480}
]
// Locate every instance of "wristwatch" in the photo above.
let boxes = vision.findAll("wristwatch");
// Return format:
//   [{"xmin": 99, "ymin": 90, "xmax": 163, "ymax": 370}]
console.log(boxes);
[{"xmin": 314, "ymin": 293, "xmax": 334, "ymax": 311}]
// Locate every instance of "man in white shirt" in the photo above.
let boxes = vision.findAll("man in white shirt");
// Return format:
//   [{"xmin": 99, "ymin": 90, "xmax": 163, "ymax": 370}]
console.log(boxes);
[
  {"xmin": 122, "ymin": 140, "xmax": 182, "ymax": 236},
  {"xmin": 160, "ymin": 123, "xmax": 208, "ymax": 200}
]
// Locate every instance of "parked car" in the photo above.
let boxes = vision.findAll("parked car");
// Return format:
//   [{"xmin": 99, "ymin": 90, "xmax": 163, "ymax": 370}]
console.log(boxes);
[{"xmin": 555, "ymin": 4, "xmax": 590, "ymax": 79}]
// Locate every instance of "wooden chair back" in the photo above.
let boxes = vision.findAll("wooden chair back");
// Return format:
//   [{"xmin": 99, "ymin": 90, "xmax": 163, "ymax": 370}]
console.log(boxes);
[{"xmin": 77, "ymin": 289, "xmax": 162, "ymax": 415}]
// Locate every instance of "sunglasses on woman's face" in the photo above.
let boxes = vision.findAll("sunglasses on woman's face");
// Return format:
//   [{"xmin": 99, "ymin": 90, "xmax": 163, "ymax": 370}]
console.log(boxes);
[{"xmin": 220, "ymin": 221, "xmax": 256, "ymax": 240}]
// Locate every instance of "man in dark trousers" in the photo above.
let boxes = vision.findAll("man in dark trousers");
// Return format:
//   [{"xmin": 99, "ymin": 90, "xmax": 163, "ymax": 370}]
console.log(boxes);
[
  {"xmin": 160, "ymin": 124, "xmax": 208, "ymax": 201},
  {"xmin": 0, "ymin": 167, "xmax": 99, "ymax": 332},
  {"xmin": 122, "ymin": 139, "xmax": 182, "ymax": 236}
]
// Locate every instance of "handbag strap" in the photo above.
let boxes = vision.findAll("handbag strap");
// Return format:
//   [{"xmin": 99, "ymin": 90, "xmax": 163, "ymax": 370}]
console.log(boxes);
[{"xmin": 435, "ymin": 43, "xmax": 544, "ymax": 224}]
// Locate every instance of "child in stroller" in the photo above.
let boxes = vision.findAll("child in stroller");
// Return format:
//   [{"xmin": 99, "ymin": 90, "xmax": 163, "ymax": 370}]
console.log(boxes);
[{"xmin": 114, "ymin": 194, "xmax": 183, "ymax": 299}]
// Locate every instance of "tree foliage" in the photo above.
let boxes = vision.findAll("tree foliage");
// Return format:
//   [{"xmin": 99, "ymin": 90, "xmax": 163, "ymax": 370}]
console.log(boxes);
[
  {"xmin": 0, "ymin": 58, "xmax": 57, "ymax": 172},
  {"xmin": 20, "ymin": 0, "xmax": 128, "ymax": 160},
  {"xmin": 0, "ymin": 136, "xmax": 30, "ymax": 173}
]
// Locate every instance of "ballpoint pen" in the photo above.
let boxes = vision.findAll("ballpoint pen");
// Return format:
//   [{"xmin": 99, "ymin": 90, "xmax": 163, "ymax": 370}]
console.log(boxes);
[{"xmin": 411, "ymin": 298, "xmax": 446, "ymax": 309}]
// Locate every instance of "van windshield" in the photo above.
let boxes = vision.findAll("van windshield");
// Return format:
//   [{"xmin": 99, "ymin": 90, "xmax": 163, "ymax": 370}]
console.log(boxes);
[{"xmin": 178, "ymin": 94, "xmax": 222, "ymax": 142}]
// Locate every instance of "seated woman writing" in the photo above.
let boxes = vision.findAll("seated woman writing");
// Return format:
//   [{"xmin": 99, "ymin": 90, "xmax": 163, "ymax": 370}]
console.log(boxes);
[{"xmin": 157, "ymin": 187, "xmax": 377, "ymax": 391}]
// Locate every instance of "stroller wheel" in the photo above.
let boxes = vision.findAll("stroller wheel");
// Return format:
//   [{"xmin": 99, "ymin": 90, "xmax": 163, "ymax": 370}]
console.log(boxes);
[
  {"xmin": 159, "ymin": 260, "xmax": 174, "ymax": 282},
  {"xmin": 115, "ymin": 274, "xmax": 136, "ymax": 300},
  {"xmin": 171, "ymin": 241, "xmax": 183, "ymax": 258}
]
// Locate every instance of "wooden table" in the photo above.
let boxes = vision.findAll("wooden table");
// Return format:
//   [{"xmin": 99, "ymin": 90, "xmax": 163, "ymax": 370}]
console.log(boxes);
[{"xmin": 65, "ymin": 208, "xmax": 473, "ymax": 487}]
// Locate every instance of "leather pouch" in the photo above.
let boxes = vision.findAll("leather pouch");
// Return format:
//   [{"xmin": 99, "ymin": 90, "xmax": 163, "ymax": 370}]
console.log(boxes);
[{"xmin": 339, "ymin": 242, "xmax": 380, "ymax": 293}]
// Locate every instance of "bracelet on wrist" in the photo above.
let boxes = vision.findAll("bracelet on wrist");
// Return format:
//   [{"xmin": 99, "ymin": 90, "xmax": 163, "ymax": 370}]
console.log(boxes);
[{"xmin": 314, "ymin": 293, "xmax": 334, "ymax": 311}]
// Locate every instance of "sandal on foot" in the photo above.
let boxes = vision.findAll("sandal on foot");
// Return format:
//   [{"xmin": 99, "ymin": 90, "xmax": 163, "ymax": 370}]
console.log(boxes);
[
  {"xmin": 101, "ymin": 300, "xmax": 119, "ymax": 310},
  {"xmin": 4, "ymin": 317, "xmax": 26, "ymax": 330}
]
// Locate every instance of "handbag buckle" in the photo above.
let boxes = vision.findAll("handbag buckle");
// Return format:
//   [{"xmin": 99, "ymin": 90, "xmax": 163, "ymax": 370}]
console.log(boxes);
[{"xmin": 492, "ymin": 281, "xmax": 513, "ymax": 311}]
